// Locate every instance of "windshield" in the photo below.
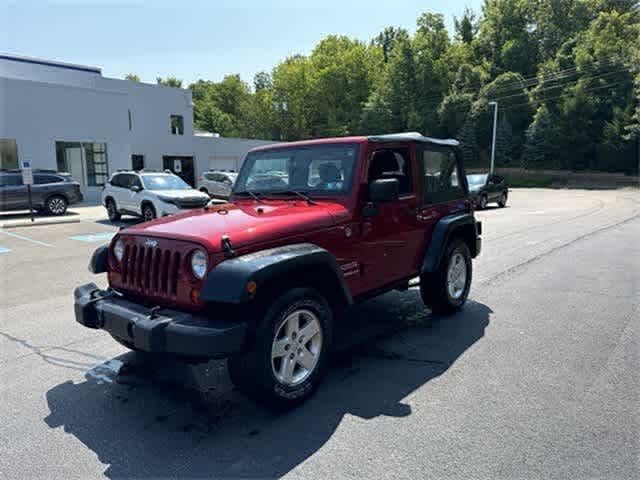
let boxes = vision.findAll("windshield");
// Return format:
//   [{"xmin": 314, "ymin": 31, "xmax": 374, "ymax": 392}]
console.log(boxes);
[
  {"xmin": 234, "ymin": 143, "xmax": 359, "ymax": 195},
  {"xmin": 142, "ymin": 175, "xmax": 191, "ymax": 191},
  {"xmin": 467, "ymin": 174, "xmax": 488, "ymax": 186}
]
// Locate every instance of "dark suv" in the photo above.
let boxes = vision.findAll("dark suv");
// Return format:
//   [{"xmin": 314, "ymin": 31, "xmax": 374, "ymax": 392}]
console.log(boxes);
[{"xmin": 0, "ymin": 170, "xmax": 83, "ymax": 215}]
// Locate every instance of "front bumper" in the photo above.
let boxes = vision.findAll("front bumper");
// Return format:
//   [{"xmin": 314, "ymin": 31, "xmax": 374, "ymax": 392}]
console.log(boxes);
[{"xmin": 74, "ymin": 283, "xmax": 247, "ymax": 358}]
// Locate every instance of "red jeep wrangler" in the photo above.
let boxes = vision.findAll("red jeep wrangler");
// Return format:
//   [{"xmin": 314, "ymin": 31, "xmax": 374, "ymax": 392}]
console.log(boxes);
[{"xmin": 74, "ymin": 132, "xmax": 482, "ymax": 408}]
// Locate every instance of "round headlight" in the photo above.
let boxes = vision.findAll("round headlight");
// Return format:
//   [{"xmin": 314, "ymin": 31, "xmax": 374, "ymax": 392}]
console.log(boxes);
[
  {"xmin": 191, "ymin": 249, "xmax": 208, "ymax": 279},
  {"xmin": 113, "ymin": 238, "xmax": 124, "ymax": 262}
]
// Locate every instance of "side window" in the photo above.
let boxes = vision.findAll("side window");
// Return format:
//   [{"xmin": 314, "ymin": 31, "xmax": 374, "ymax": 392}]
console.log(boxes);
[
  {"xmin": 110, "ymin": 174, "xmax": 123, "ymax": 188},
  {"xmin": 130, "ymin": 175, "xmax": 142, "ymax": 189},
  {"xmin": 204, "ymin": 173, "xmax": 215, "ymax": 181},
  {"xmin": 4, "ymin": 174, "xmax": 23, "ymax": 187},
  {"xmin": 34, "ymin": 174, "xmax": 62, "ymax": 185},
  {"xmin": 368, "ymin": 147, "xmax": 413, "ymax": 195},
  {"xmin": 421, "ymin": 147, "xmax": 464, "ymax": 204}
]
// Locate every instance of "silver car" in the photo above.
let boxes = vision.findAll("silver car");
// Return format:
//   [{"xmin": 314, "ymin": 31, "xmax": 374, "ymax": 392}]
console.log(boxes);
[{"xmin": 197, "ymin": 171, "xmax": 238, "ymax": 199}]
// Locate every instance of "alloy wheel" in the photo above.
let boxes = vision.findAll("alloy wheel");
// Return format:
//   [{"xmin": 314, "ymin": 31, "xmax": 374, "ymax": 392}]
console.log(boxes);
[
  {"xmin": 446, "ymin": 252, "xmax": 467, "ymax": 300},
  {"xmin": 271, "ymin": 309, "xmax": 323, "ymax": 386},
  {"xmin": 48, "ymin": 197, "xmax": 67, "ymax": 215}
]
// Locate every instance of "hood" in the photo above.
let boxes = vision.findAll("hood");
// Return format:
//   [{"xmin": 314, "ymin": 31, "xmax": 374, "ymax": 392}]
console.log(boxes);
[
  {"xmin": 122, "ymin": 200, "xmax": 346, "ymax": 252},
  {"xmin": 154, "ymin": 189, "xmax": 209, "ymax": 199}
]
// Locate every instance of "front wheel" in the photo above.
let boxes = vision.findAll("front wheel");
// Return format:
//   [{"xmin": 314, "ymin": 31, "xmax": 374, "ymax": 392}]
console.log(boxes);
[
  {"xmin": 106, "ymin": 199, "xmax": 121, "ymax": 221},
  {"xmin": 142, "ymin": 203, "xmax": 156, "ymax": 222},
  {"xmin": 228, "ymin": 287, "xmax": 332, "ymax": 410},
  {"xmin": 420, "ymin": 239, "xmax": 472, "ymax": 315},
  {"xmin": 498, "ymin": 191, "xmax": 508, "ymax": 208}
]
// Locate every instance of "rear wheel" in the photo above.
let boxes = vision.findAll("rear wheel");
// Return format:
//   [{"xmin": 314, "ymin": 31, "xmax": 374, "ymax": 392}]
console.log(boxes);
[
  {"xmin": 478, "ymin": 194, "xmax": 488, "ymax": 210},
  {"xmin": 228, "ymin": 287, "xmax": 332, "ymax": 410},
  {"xmin": 420, "ymin": 239, "xmax": 472, "ymax": 315},
  {"xmin": 106, "ymin": 199, "xmax": 121, "ymax": 221},
  {"xmin": 498, "ymin": 191, "xmax": 508, "ymax": 208},
  {"xmin": 46, "ymin": 195, "xmax": 68, "ymax": 215},
  {"xmin": 142, "ymin": 203, "xmax": 156, "ymax": 222}
]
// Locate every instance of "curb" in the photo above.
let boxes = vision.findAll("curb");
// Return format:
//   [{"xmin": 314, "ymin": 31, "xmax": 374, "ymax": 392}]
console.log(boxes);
[{"xmin": 0, "ymin": 217, "xmax": 81, "ymax": 229}]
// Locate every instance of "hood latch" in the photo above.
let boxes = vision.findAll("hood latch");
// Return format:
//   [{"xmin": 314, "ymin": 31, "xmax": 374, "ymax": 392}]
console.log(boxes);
[{"xmin": 221, "ymin": 235, "xmax": 235, "ymax": 258}]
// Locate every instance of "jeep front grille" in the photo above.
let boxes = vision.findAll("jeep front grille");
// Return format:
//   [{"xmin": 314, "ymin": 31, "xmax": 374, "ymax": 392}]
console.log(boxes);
[{"xmin": 121, "ymin": 244, "xmax": 181, "ymax": 296}]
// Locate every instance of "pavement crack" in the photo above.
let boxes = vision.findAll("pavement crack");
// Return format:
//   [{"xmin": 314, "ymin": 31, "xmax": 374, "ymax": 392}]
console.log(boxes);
[
  {"xmin": 481, "ymin": 211, "xmax": 640, "ymax": 285},
  {"xmin": 0, "ymin": 330, "xmax": 105, "ymax": 370}
]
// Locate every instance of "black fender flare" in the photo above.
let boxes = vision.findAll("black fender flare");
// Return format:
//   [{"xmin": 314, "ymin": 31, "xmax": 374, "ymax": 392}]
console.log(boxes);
[
  {"xmin": 89, "ymin": 244, "xmax": 109, "ymax": 274},
  {"xmin": 201, "ymin": 243, "xmax": 353, "ymax": 305},
  {"xmin": 421, "ymin": 213, "xmax": 480, "ymax": 274}
]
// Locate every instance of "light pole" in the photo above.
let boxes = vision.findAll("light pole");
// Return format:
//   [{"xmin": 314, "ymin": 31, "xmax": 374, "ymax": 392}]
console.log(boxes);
[{"xmin": 488, "ymin": 101, "xmax": 498, "ymax": 174}]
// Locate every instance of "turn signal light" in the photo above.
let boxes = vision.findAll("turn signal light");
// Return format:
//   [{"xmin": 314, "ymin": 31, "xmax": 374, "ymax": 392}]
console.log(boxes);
[{"xmin": 190, "ymin": 288, "xmax": 201, "ymax": 304}]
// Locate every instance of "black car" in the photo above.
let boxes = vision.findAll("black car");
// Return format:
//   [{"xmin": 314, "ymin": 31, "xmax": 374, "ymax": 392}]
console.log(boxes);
[
  {"xmin": 467, "ymin": 173, "xmax": 508, "ymax": 209},
  {"xmin": 0, "ymin": 170, "xmax": 83, "ymax": 215}
]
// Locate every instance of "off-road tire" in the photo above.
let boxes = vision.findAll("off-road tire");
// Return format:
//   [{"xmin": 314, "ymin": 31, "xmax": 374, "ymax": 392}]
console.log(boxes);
[
  {"xmin": 228, "ymin": 287, "xmax": 333, "ymax": 410},
  {"xmin": 498, "ymin": 191, "xmax": 508, "ymax": 208},
  {"xmin": 106, "ymin": 199, "xmax": 121, "ymax": 221},
  {"xmin": 419, "ymin": 239, "xmax": 472, "ymax": 315},
  {"xmin": 46, "ymin": 195, "xmax": 68, "ymax": 215},
  {"xmin": 142, "ymin": 203, "xmax": 156, "ymax": 222}
]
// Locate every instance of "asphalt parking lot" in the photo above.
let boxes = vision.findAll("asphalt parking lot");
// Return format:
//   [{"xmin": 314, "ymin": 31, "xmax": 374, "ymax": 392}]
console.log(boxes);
[{"xmin": 1, "ymin": 188, "xmax": 638, "ymax": 479}]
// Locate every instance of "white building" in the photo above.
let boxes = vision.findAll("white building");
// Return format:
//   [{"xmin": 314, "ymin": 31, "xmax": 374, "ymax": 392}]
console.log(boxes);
[{"xmin": 0, "ymin": 53, "xmax": 277, "ymax": 203}]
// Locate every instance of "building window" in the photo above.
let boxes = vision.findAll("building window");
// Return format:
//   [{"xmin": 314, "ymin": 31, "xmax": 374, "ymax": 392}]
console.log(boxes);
[
  {"xmin": 55, "ymin": 141, "xmax": 109, "ymax": 187},
  {"xmin": 170, "ymin": 115, "xmax": 184, "ymax": 135},
  {"xmin": 128, "ymin": 109, "xmax": 132, "ymax": 131},
  {"xmin": 0, "ymin": 139, "xmax": 19, "ymax": 169},
  {"xmin": 131, "ymin": 154, "xmax": 144, "ymax": 171}
]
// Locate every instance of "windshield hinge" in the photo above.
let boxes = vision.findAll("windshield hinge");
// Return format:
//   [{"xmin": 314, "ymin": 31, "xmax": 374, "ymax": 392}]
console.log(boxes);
[{"xmin": 221, "ymin": 235, "xmax": 235, "ymax": 258}]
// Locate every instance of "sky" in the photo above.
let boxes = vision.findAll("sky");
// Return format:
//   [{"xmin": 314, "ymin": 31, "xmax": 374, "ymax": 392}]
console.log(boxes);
[{"xmin": 1, "ymin": 0, "xmax": 483, "ymax": 86}]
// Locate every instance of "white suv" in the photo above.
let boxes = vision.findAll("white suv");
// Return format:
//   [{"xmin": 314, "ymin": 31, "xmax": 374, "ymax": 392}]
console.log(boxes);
[
  {"xmin": 102, "ymin": 170, "xmax": 210, "ymax": 222},
  {"xmin": 197, "ymin": 170, "xmax": 238, "ymax": 199}
]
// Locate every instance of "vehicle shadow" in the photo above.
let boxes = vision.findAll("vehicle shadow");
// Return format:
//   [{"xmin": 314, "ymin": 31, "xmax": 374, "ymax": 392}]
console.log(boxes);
[
  {"xmin": 0, "ymin": 210, "xmax": 80, "ymax": 221},
  {"xmin": 44, "ymin": 290, "xmax": 491, "ymax": 478}
]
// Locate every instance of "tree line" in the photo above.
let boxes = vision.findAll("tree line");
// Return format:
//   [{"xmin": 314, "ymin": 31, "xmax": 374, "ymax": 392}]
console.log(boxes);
[{"xmin": 132, "ymin": 0, "xmax": 640, "ymax": 173}]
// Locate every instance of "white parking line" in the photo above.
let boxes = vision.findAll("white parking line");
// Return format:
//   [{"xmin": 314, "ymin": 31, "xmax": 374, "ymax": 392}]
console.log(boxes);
[{"xmin": 0, "ymin": 230, "xmax": 54, "ymax": 247}]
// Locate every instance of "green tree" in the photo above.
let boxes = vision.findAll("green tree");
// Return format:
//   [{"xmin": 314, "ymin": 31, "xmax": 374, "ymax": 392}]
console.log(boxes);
[
  {"xmin": 156, "ymin": 76, "xmax": 183, "ymax": 88},
  {"xmin": 495, "ymin": 116, "xmax": 515, "ymax": 165},
  {"xmin": 476, "ymin": 0, "xmax": 538, "ymax": 76},
  {"xmin": 454, "ymin": 7, "xmax": 478, "ymax": 44},
  {"xmin": 458, "ymin": 115, "xmax": 479, "ymax": 165},
  {"xmin": 374, "ymin": 27, "xmax": 409, "ymax": 63},
  {"xmin": 438, "ymin": 92, "xmax": 474, "ymax": 136},
  {"xmin": 124, "ymin": 73, "xmax": 140, "ymax": 82}
]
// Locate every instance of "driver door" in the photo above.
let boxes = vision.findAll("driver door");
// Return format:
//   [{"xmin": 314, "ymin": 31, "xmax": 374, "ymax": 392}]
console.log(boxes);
[{"xmin": 359, "ymin": 144, "xmax": 424, "ymax": 292}]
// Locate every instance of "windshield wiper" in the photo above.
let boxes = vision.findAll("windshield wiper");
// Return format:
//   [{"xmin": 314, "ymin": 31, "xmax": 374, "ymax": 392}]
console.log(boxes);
[
  {"xmin": 267, "ymin": 190, "xmax": 317, "ymax": 205},
  {"xmin": 234, "ymin": 190, "xmax": 263, "ymax": 203}
]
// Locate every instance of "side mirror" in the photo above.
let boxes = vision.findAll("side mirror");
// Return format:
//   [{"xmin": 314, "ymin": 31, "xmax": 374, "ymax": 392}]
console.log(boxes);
[
  {"xmin": 130, "ymin": 185, "xmax": 142, "ymax": 193},
  {"xmin": 369, "ymin": 178, "xmax": 399, "ymax": 203}
]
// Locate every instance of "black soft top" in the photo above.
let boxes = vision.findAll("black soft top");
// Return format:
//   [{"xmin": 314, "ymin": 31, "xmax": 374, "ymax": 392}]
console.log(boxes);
[{"xmin": 368, "ymin": 132, "xmax": 459, "ymax": 147}]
